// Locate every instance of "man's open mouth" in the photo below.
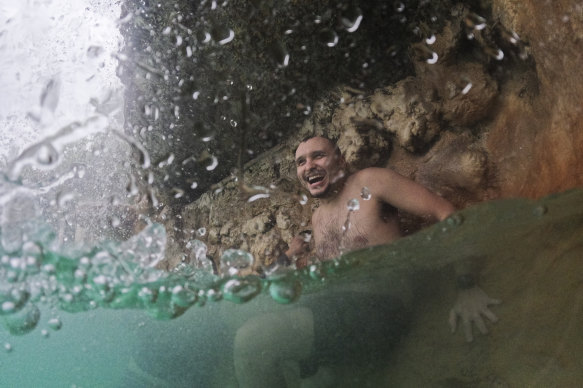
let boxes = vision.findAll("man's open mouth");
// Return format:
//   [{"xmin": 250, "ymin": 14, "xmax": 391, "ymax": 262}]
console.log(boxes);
[{"xmin": 307, "ymin": 174, "xmax": 325, "ymax": 185}]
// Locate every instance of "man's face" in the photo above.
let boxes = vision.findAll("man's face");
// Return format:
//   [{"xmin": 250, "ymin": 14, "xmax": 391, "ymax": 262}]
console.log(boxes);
[{"xmin": 295, "ymin": 137, "xmax": 345, "ymax": 198}]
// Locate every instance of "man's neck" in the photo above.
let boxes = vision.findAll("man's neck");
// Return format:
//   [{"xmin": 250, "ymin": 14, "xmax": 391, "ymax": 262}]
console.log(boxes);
[{"xmin": 318, "ymin": 171, "xmax": 349, "ymax": 205}]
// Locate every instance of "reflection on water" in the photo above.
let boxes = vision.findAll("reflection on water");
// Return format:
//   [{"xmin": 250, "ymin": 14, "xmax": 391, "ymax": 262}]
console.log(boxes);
[{"xmin": 1, "ymin": 0, "xmax": 583, "ymax": 387}]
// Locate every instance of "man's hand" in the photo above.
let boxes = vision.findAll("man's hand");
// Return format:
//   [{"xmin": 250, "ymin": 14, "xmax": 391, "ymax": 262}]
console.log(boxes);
[
  {"xmin": 448, "ymin": 286, "xmax": 501, "ymax": 342},
  {"xmin": 286, "ymin": 235, "xmax": 310, "ymax": 257}
]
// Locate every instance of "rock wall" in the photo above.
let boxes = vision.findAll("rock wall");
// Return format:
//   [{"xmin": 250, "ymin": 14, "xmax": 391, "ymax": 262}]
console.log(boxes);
[
  {"xmin": 487, "ymin": 0, "xmax": 583, "ymax": 197},
  {"xmin": 160, "ymin": 1, "xmax": 583, "ymax": 272}
]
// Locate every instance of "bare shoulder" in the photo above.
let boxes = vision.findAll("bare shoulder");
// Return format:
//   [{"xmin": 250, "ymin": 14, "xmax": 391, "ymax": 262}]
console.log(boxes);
[{"xmin": 350, "ymin": 167, "xmax": 398, "ymax": 185}]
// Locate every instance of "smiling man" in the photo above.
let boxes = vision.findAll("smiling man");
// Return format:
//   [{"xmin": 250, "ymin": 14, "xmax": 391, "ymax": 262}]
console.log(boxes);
[
  {"xmin": 293, "ymin": 135, "xmax": 455, "ymax": 259},
  {"xmin": 234, "ymin": 135, "xmax": 500, "ymax": 388}
]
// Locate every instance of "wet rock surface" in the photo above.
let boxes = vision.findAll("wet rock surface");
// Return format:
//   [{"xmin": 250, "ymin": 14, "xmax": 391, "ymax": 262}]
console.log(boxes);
[{"xmin": 149, "ymin": 1, "xmax": 583, "ymax": 385}]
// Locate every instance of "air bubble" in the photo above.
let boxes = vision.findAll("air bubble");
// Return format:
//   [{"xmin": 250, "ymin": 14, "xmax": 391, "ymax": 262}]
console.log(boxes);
[
  {"xmin": 269, "ymin": 278, "xmax": 302, "ymax": 304},
  {"xmin": 426, "ymin": 35, "xmax": 436, "ymax": 45},
  {"xmin": 4, "ymin": 343, "xmax": 12, "ymax": 353},
  {"xmin": 171, "ymin": 285, "xmax": 197, "ymax": 307},
  {"xmin": 2, "ymin": 303, "xmax": 41, "ymax": 335},
  {"xmin": 446, "ymin": 213, "xmax": 464, "ymax": 227},
  {"xmin": 220, "ymin": 249, "xmax": 255, "ymax": 276},
  {"xmin": 533, "ymin": 205, "xmax": 547, "ymax": 217},
  {"xmin": 222, "ymin": 277, "xmax": 261, "ymax": 304}
]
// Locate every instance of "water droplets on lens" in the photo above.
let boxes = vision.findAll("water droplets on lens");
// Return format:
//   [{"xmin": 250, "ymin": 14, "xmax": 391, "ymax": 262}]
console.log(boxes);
[
  {"xmin": 360, "ymin": 187, "xmax": 371, "ymax": 200},
  {"xmin": 318, "ymin": 29, "xmax": 339, "ymax": 47},
  {"xmin": 347, "ymin": 198, "xmax": 360, "ymax": 211},
  {"xmin": 341, "ymin": 6, "xmax": 363, "ymax": 33}
]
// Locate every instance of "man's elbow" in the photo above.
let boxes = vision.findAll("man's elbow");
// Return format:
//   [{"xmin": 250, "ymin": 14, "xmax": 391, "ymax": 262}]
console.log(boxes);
[{"xmin": 436, "ymin": 202, "xmax": 456, "ymax": 222}]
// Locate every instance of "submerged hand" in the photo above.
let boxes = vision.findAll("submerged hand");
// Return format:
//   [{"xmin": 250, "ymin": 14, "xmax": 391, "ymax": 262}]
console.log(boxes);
[{"xmin": 448, "ymin": 286, "xmax": 500, "ymax": 342}]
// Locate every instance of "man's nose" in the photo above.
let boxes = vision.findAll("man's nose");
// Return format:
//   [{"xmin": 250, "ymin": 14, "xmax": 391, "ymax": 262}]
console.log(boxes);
[{"xmin": 305, "ymin": 158, "xmax": 315, "ymax": 169}]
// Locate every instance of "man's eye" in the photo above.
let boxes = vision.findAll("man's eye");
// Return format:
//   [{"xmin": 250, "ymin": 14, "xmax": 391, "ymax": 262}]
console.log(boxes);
[{"xmin": 296, "ymin": 160, "xmax": 305, "ymax": 166}]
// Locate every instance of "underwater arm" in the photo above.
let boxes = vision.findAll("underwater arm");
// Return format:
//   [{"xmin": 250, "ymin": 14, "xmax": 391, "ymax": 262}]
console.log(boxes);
[{"xmin": 448, "ymin": 261, "xmax": 501, "ymax": 342}]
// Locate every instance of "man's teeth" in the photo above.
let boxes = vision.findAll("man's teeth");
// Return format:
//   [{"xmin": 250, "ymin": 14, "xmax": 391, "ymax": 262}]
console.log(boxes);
[{"xmin": 308, "ymin": 175, "xmax": 324, "ymax": 184}]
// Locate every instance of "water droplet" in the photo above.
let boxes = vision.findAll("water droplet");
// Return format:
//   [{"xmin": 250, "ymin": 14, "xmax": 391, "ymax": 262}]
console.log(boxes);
[
  {"xmin": 341, "ymin": 6, "xmax": 363, "ymax": 33},
  {"xmin": 465, "ymin": 13, "xmax": 487, "ymax": 31},
  {"xmin": 222, "ymin": 277, "xmax": 261, "ymax": 304},
  {"xmin": 206, "ymin": 156, "xmax": 218, "ymax": 171},
  {"xmin": 426, "ymin": 51, "xmax": 439, "ymax": 64},
  {"xmin": 192, "ymin": 91, "xmax": 200, "ymax": 100},
  {"xmin": 36, "ymin": 143, "xmax": 59, "ymax": 165},
  {"xmin": 247, "ymin": 193, "xmax": 270, "ymax": 202},
  {"xmin": 299, "ymin": 194, "xmax": 308, "ymax": 205},
  {"xmin": 230, "ymin": 120, "xmax": 238, "ymax": 127},
  {"xmin": 47, "ymin": 317, "xmax": 62, "ymax": 331},
  {"xmin": 394, "ymin": 2, "xmax": 405, "ymax": 12},
  {"xmin": 360, "ymin": 187, "xmax": 371, "ymax": 200},
  {"xmin": 4, "ymin": 343, "xmax": 12, "ymax": 353},
  {"xmin": 74, "ymin": 165, "xmax": 86, "ymax": 178},
  {"xmin": 87, "ymin": 45, "xmax": 104, "ymax": 58},
  {"xmin": 347, "ymin": 198, "xmax": 360, "ymax": 211},
  {"xmin": 425, "ymin": 34, "xmax": 436, "ymax": 45},
  {"xmin": 213, "ymin": 26, "xmax": 235, "ymax": 45},
  {"xmin": 110, "ymin": 217, "xmax": 120, "ymax": 227},
  {"xmin": 533, "ymin": 205, "xmax": 547, "ymax": 217},
  {"xmin": 269, "ymin": 41, "xmax": 290, "ymax": 67},
  {"xmin": 190, "ymin": 181, "xmax": 198, "ymax": 189},
  {"xmin": 446, "ymin": 213, "xmax": 464, "ymax": 227},
  {"xmin": 318, "ymin": 29, "xmax": 339, "ymax": 47},
  {"xmin": 462, "ymin": 82, "xmax": 473, "ymax": 95},
  {"xmin": 56, "ymin": 190, "xmax": 75, "ymax": 208},
  {"xmin": 269, "ymin": 278, "xmax": 302, "ymax": 304},
  {"xmin": 41, "ymin": 329, "xmax": 50, "ymax": 338},
  {"xmin": 173, "ymin": 188, "xmax": 185, "ymax": 199}
]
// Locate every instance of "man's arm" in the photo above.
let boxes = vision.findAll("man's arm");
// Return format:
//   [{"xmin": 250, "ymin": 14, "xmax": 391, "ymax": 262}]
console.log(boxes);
[
  {"xmin": 358, "ymin": 167, "xmax": 500, "ymax": 341},
  {"xmin": 356, "ymin": 167, "xmax": 455, "ymax": 221}
]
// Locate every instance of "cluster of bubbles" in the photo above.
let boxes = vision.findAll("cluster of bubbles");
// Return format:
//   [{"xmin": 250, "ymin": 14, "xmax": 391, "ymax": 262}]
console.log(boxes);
[{"xmin": 0, "ymin": 214, "xmax": 360, "ymax": 341}]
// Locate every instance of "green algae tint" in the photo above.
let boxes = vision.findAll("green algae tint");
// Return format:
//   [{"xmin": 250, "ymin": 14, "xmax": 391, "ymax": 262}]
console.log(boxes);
[{"xmin": 1, "ymin": 188, "xmax": 583, "ymax": 386}]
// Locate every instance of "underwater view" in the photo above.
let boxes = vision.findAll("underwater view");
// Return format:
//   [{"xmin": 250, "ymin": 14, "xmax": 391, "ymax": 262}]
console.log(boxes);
[{"xmin": 1, "ymin": 0, "xmax": 583, "ymax": 387}]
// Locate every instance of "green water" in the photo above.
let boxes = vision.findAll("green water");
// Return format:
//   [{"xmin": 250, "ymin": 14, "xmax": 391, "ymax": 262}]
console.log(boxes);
[{"xmin": 2, "ymin": 187, "xmax": 583, "ymax": 387}]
